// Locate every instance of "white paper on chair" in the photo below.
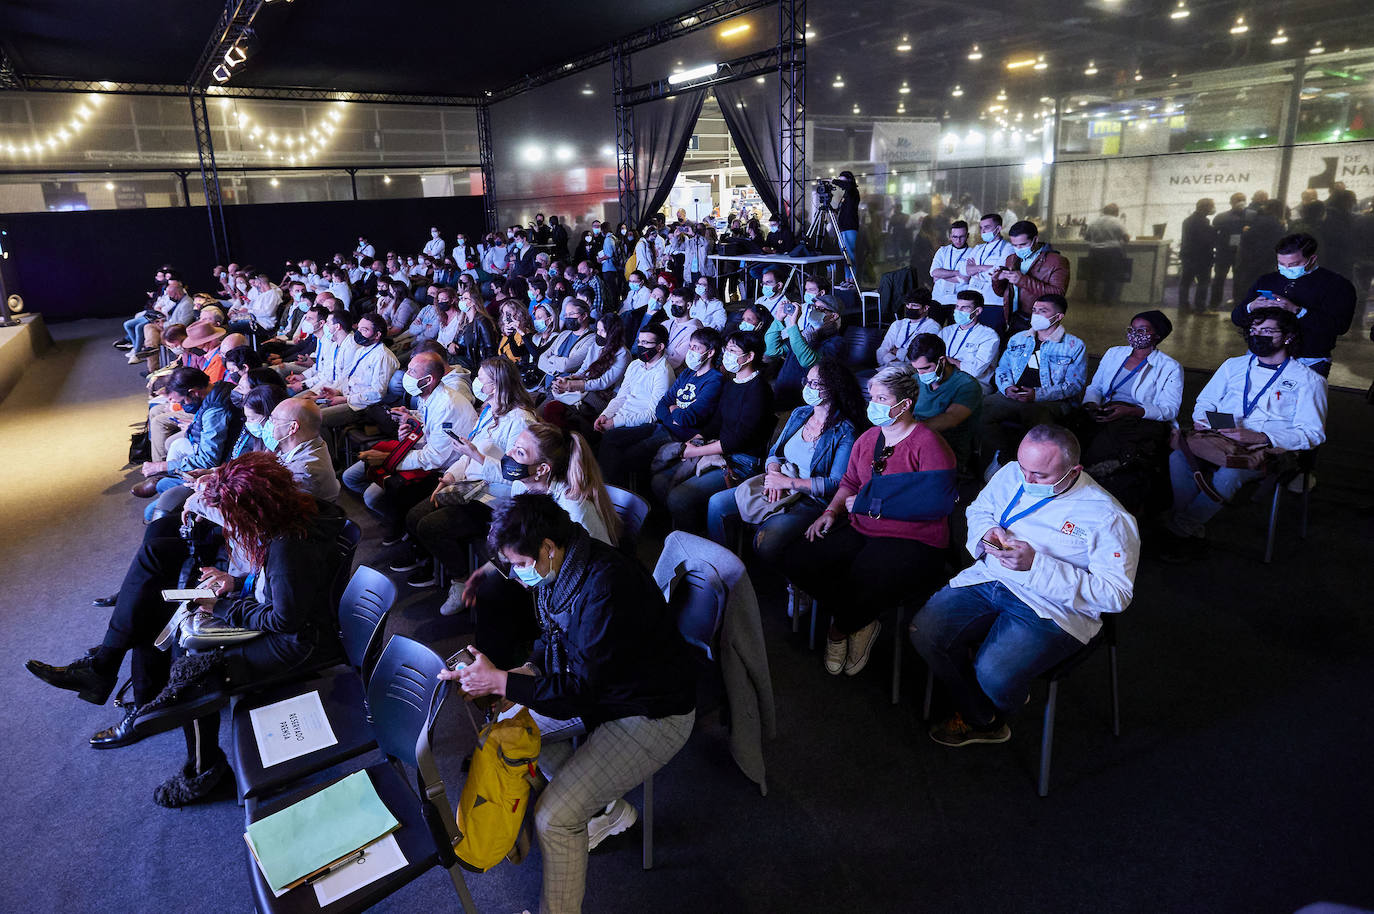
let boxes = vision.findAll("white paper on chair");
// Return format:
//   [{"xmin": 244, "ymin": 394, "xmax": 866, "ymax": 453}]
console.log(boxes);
[
  {"xmin": 311, "ymin": 834, "xmax": 408, "ymax": 906},
  {"xmin": 249, "ymin": 690, "xmax": 339, "ymax": 769}
]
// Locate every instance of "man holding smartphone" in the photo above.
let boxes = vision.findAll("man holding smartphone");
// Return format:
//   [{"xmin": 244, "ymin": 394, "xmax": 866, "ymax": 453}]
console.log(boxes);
[{"xmin": 910, "ymin": 424, "xmax": 1139, "ymax": 747}]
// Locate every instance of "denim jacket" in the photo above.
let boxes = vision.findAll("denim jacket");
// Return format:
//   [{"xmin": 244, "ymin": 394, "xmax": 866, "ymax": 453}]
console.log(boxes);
[
  {"xmin": 171, "ymin": 382, "xmax": 241, "ymax": 473},
  {"xmin": 994, "ymin": 327, "xmax": 1087, "ymax": 403},
  {"xmin": 766, "ymin": 406, "xmax": 858, "ymax": 500}
]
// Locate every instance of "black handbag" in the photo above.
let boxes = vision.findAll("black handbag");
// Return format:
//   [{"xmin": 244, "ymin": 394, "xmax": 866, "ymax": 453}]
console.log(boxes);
[{"xmin": 850, "ymin": 469, "xmax": 958, "ymax": 522}]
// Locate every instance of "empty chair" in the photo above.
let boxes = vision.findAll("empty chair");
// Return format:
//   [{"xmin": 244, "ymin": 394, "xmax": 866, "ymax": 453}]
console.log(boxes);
[{"xmin": 606, "ymin": 484, "xmax": 650, "ymax": 555}]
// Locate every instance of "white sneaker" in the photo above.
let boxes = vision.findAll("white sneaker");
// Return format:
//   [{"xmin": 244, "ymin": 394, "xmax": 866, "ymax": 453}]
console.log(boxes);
[
  {"xmin": 439, "ymin": 580, "xmax": 465, "ymax": 616},
  {"xmin": 843, "ymin": 620, "xmax": 881, "ymax": 676},
  {"xmin": 823, "ymin": 637, "xmax": 847, "ymax": 675},
  {"xmin": 587, "ymin": 798, "xmax": 637, "ymax": 851}
]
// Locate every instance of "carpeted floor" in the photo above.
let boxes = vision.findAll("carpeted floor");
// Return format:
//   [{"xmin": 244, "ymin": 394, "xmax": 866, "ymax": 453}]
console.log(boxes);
[{"xmin": 1, "ymin": 318, "xmax": 1371, "ymax": 914}]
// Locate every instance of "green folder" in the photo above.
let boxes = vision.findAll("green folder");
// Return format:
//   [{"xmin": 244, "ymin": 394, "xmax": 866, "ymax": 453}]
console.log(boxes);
[{"xmin": 245, "ymin": 770, "xmax": 400, "ymax": 892}]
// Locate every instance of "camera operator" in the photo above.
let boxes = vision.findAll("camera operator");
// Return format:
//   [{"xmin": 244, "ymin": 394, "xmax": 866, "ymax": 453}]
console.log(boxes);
[{"xmin": 832, "ymin": 171, "xmax": 861, "ymax": 286}]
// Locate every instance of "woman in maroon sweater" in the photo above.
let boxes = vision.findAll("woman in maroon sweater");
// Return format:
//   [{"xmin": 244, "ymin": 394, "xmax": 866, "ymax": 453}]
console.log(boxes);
[{"xmin": 779, "ymin": 363, "xmax": 957, "ymax": 677}]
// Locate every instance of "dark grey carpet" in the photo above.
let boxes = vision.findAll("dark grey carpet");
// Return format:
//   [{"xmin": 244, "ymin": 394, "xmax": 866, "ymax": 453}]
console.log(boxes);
[{"xmin": 1, "ymin": 318, "xmax": 1370, "ymax": 913}]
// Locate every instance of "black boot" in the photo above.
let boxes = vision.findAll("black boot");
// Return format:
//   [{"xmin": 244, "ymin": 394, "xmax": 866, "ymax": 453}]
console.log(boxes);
[
  {"xmin": 154, "ymin": 750, "xmax": 230, "ymax": 808},
  {"xmin": 26, "ymin": 652, "xmax": 117, "ymax": 705}
]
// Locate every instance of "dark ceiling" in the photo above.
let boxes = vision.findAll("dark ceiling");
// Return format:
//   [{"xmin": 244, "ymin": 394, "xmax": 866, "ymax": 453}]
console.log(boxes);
[{"xmin": 0, "ymin": 0, "xmax": 711, "ymax": 97}]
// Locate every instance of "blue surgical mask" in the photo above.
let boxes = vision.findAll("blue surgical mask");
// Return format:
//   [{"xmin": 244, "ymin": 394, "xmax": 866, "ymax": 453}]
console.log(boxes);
[
  {"xmin": 803, "ymin": 291, "xmax": 817, "ymax": 304},
  {"xmin": 722, "ymin": 352, "xmax": 742, "ymax": 373},
  {"xmin": 512, "ymin": 552, "xmax": 555, "ymax": 588},
  {"xmin": 471, "ymin": 377, "xmax": 486, "ymax": 401},
  {"xmin": 867, "ymin": 400, "xmax": 897, "ymax": 427},
  {"xmin": 685, "ymin": 349, "xmax": 704, "ymax": 371},
  {"xmin": 1277, "ymin": 262, "xmax": 1307, "ymax": 280},
  {"xmin": 244, "ymin": 420, "xmax": 264, "ymax": 440},
  {"xmin": 918, "ymin": 367, "xmax": 940, "ymax": 386},
  {"xmin": 260, "ymin": 422, "xmax": 279, "ymax": 451},
  {"xmin": 802, "ymin": 384, "xmax": 823, "ymax": 407},
  {"xmin": 739, "ymin": 321, "xmax": 756, "ymax": 333},
  {"xmin": 952, "ymin": 309, "xmax": 974, "ymax": 325},
  {"xmin": 628, "ymin": 281, "xmax": 641, "ymax": 291},
  {"xmin": 760, "ymin": 283, "xmax": 775, "ymax": 296},
  {"xmin": 533, "ymin": 318, "xmax": 548, "ymax": 333},
  {"xmin": 1014, "ymin": 244, "xmax": 1035, "ymax": 260},
  {"xmin": 528, "ymin": 288, "xmax": 538, "ymax": 299},
  {"xmin": 1021, "ymin": 465, "xmax": 1075, "ymax": 499},
  {"xmin": 981, "ymin": 230, "xmax": 997, "ymax": 243}
]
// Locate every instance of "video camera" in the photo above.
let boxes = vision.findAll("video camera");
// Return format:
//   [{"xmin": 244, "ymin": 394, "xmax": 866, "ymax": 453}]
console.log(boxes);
[{"xmin": 814, "ymin": 178, "xmax": 834, "ymax": 208}]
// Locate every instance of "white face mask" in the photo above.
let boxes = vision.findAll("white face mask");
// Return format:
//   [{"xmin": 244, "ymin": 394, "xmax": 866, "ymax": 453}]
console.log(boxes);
[
  {"xmin": 1029, "ymin": 313, "xmax": 1056, "ymax": 332},
  {"xmin": 685, "ymin": 350, "xmax": 705, "ymax": 371}
]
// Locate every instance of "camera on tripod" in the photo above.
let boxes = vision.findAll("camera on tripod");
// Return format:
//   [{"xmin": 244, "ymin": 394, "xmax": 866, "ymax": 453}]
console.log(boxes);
[{"xmin": 814, "ymin": 178, "xmax": 834, "ymax": 208}]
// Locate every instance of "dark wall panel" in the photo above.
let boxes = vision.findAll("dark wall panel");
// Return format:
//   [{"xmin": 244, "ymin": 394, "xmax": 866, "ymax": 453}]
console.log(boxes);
[{"xmin": 1, "ymin": 194, "xmax": 486, "ymax": 322}]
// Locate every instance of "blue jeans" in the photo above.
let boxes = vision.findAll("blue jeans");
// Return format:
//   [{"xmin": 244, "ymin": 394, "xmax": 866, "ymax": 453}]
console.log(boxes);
[
  {"xmin": 910, "ymin": 581, "xmax": 1084, "ymax": 727},
  {"xmin": 1166, "ymin": 449, "xmax": 1263, "ymax": 538},
  {"xmin": 838, "ymin": 229, "xmax": 859, "ymax": 282},
  {"xmin": 143, "ymin": 477, "xmax": 190, "ymax": 523},
  {"xmin": 342, "ymin": 460, "xmax": 388, "ymax": 517},
  {"xmin": 706, "ymin": 488, "xmax": 824, "ymax": 564},
  {"xmin": 656, "ymin": 467, "xmax": 730, "ymax": 534},
  {"xmin": 125, "ymin": 314, "xmax": 152, "ymax": 348}
]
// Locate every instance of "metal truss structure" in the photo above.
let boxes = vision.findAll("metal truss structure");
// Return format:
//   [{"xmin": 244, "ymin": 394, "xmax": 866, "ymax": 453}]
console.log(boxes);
[
  {"xmin": 612, "ymin": 44, "xmax": 639, "ymax": 227},
  {"xmin": 778, "ymin": 0, "xmax": 805, "ymax": 234},
  {"xmin": 476, "ymin": 102, "xmax": 498, "ymax": 233}
]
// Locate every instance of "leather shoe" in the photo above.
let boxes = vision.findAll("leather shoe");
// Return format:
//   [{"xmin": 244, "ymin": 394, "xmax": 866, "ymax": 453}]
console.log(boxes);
[
  {"xmin": 26, "ymin": 655, "xmax": 116, "ymax": 705},
  {"xmin": 90, "ymin": 703, "xmax": 146, "ymax": 749},
  {"xmin": 131, "ymin": 478, "xmax": 162, "ymax": 498},
  {"xmin": 93, "ymin": 593, "xmax": 118, "ymax": 607}
]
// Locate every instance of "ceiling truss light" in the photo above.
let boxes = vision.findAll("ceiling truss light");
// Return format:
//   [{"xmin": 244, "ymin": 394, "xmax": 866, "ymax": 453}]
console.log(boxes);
[
  {"xmin": 1033, "ymin": 55, "xmax": 1048, "ymax": 71},
  {"xmin": 1309, "ymin": 40, "xmax": 1325, "ymax": 54},
  {"xmin": 951, "ymin": 84, "xmax": 964, "ymax": 97},
  {"xmin": 832, "ymin": 74, "xmax": 845, "ymax": 88},
  {"xmin": 1084, "ymin": 60, "xmax": 1099, "ymax": 75},
  {"xmin": 720, "ymin": 22, "xmax": 750, "ymax": 38},
  {"xmin": 1230, "ymin": 16, "xmax": 1248, "ymax": 35},
  {"xmin": 223, "ymin": 43, "xmax": 247, "ymax": 68},
  {"xmin": 896, "ymin": 35, "xmax": 911, "ymax": 52},
  {"xmin": 968, "ymin": 44, "xmax": 983, "ymax": 61},
  {"xmin": 1170, "ymin": 1, "xmax": 1190, "ymax": 19},
  {"xmin": 2, "ymin": 93, "xmax": 103, "ymax": 159},
  {"xmin": 1007, "ymin": 57, "xmax": 1037, "ymax": 70},
  {"xmin": 899, "ymin": 81, "xmax": 910, "ymax": 94},
  {"xmin": 667, "ymin": 63, "xmax": 718, "ymax": 84},
  {"xmin": 852, "ymin": 104, "xmax": 861, "ymax": 115},
  {"xmin": 1270, "ymin": 27, "xmax": 1288, "ymax": 45},
  {"xmin": 1134, "ymin": 68, "xmax": 1144, "ymax": 81}
]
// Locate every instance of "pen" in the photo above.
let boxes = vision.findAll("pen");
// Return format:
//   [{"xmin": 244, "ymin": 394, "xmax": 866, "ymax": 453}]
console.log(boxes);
[{"xmin": 307, "ymin": 850, "xmax": 366, "ymax": 884}]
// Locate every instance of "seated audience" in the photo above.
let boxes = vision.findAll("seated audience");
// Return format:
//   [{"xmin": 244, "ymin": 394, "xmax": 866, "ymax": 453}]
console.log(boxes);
[
  {"xmin": 707, "ymin": 358, "xmax": 864, "ymax": 561},
  {"xmin": 135, "ymin": 366, "xmax": 241, "ymax": 498},
  {"xmin": 662, "ymin": 290, "xmax": 704, "ymax": 370},
  {"xmin": 766, "ymin": 289, "xmax": 845, "ymax": 406},
  {"xmin": 689, "ymin": 276, "xmax": 728, "ymax": 331},
  {"xmin": 908, "ymin": 333, "xmax": 984, "ymax": 475},
  {"xmin": 651, "ymin": 331, "xmax": 775, "ymax": 531},
  {"xmin": 910, "ymin": 424, "xmax": 1138, "ymax": 746},
  {"xmin": 982, "ymin": 293, "xmax": 1087, "ymax": 470},
  {"xmin": 545, "ymin": 312, "xmax": 630, "ymax": 427},
  {"xmin": 878, "ymin": 288, "xmax": 942, "ymax": 366},
  {"xmin": 779, "ymin": 364, "xmax": 957, "ymax": 677},
  {"xmin": 938, "ymin": 290, "xmax": 1001, "ymax": 393},
  {"xmin": 538, "ymin": 297, "xmax": 598, "ymax": 390},
  {"xmin": 291, "ymin": 309, "xmax": 354, "ymax": 394},
  {"xmin": 598, "ymin": 328, "xmax": 721, "ymax": 487},
  {"xmin": 450, "ymin": 288, "xmax": 499, "ymax": 371},
  {"xmin": 1162, "ymin": 307, "xmax": 1327, "ymax": 561},
  {"xmin": 439, "ymin": 494, "xmax": 695, "ymax": 913},
  {"xmin": 313, "ymin": 311, "xmax": 399, "ymax": 428}
]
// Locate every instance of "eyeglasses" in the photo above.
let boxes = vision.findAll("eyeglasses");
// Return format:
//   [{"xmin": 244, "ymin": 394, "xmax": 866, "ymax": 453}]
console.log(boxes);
[
  {"xmin": 873, "ymin": 443, "xmax": 895, "ymax": 476},
  {"xmin": 803, "ymin": 379, "xmax": 824, "ymax": 390},
  {"xmin": 1250, "ymin": 327, "xmax": 1283, "ymax": 337}
]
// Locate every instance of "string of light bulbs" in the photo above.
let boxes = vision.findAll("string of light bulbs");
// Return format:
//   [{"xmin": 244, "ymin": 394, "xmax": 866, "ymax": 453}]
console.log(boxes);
[
  {"xmin": 218, "ymin": 97, "xmax": 348, "ymax": 165},
  {"xmin": 2, "ymin": 93, "xmax": 105, "ymax": 158}
]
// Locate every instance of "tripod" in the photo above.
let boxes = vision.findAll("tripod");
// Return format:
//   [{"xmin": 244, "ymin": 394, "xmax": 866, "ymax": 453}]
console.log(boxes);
[{"xmin": 804, "ymin": 185, "xmax": 859, "ymax": 290}]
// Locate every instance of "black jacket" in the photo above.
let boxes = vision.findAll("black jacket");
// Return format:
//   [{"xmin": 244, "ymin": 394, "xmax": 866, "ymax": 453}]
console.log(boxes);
[
  {"xmin": 1211, "ymin": 208, "xmax": 1247, "ymax": 262},
  {"xmin": 1180, "ymin": 211, "xmax": 1215, "ymax": 263},
  {"xmin": 454, "ymin": 317, "xmax": 498, "ymax": 371},
  {"xmin": 503, "ymin": 536, "xmax": 697, "ymax": 727},
  {"xmin": 1231, "ymin": 265, "xmax": 1357, "ymax": 359}
]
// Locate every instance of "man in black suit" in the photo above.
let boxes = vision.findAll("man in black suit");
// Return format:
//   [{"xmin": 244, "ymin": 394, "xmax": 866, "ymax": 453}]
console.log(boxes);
[{"xmin": 1178, "ymin": 198, "xmax": 1215, "ymax": 313}]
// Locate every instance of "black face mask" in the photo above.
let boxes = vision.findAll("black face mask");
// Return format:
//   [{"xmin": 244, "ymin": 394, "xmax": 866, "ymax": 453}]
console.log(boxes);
[
  {"xmin": 639, "ymin": 346, "xmax": 660, "ymax": 363},
  {"xmin": 354, "ymin": 330, "xmax": 374, "ymax": 346},
  {"xmin": 1247, "ymin": 335, "xmax": 1282, "ymax": 357},
  {"xmin": 500, "ymin": 455, "xmax": 533, "ymax": 481},
  {"xmin": 670, "ymin": 304, "xmax": 688, "ymax": 318},
  {"xmin": 561, "ymin": 318, "xmax": 581, "ymax": 333},
  {"xmin": 595, "ymin": 333, "xmax": 607, "ymax": 347},
  {"xmin": 229, "ymin": 389, "xmax": 245, "ymax": 408},
  {"xmin": 180, "ymin": 396, "xmax": 203, "ymax": 414}
]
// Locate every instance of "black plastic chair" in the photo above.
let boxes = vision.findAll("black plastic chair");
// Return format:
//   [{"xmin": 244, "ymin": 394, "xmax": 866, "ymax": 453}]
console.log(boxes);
[
  {"xmin": 230, "ymin": 565, "xmax": 398, "ymax": 807},
  {"xmin": 839, "ymin": 324, "xmax": 883, "ymax": 372},
  {"xmin": 1258, "ymin": 448, "xmax": 1314, "ymax": 564},
  {"xmin": 922, "ymin": 615, "xmax": 1120, "ymax": 797},
  {"xmin": 244, "ymin": 636, "xmax": 478, "ymax": 914}
]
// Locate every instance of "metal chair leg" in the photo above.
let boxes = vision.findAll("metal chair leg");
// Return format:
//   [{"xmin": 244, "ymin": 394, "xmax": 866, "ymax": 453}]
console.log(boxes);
[
  {"xmin": 1038, "ymin": 680, "xmax": 1059, "ymax": 797},
  {"xmin": 642, "ymin": 775, "xmax": 654, "ymax": 870},
  {"xmin": 921, "ymin": 667, "xmax": 935, "ymax": 722},
  {"xmin": 1264, "ymin": 482, "xmax": 1281, "ymax": 564},
  {"xmin": 809, "ymin": 599, "xmax": 819, "ymax": 651},
  {"xmin": 890, "ymin": 605, "xmax": 903, "ymax": 705},
  {"xmin": 1109, "ymin": 644, "xmax": 1121, "ymax": 737},
  {"xmin": 788, "ymin": 584, "xmax": 800, "ymax": 635}
]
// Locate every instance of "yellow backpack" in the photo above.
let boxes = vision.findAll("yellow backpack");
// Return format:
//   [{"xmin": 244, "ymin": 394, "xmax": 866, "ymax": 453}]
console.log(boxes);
[{"xmin": 454, "ymin": 706, "xmax": 542, "ymax": 872}]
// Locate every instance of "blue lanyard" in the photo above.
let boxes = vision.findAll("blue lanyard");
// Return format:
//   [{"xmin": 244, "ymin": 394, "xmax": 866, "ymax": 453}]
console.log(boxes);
[
  {"xmin": 346, "ymin": 345, "xmax": 377, "ymax": 379},
  {"xmin": 999, "ymin": 485, "xmax": 1056, "ymax": 529},
  {"xmin": 1241, "ymin": 356, "xmax": 1289, "ymax": 418},
  {"xmin": 949, "ymin": 323, "xmax": 977, "ymax": 358},
  {"xmin": 240, "ymin": 571, "xmax": 257, "ymax": 597},
  {"xmin": 1105, "ymin": 355, "xmax": 1147, "ymax": 401},
  {"xmin": 945, "ymin": 247, "xmax": 970, "ymax": 272},
  {"xmin": 470, "ymin": 404, "xmax": 494, "ymax": 441}
]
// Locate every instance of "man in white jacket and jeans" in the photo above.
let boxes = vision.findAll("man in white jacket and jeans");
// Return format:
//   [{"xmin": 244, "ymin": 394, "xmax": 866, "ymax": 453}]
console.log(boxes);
[
  {"xmin": 910, "ymin": 424, "xmax": 1139, "ymax": 747},
  {"xmin": 594, "ymin": 324, "xmax": 674, "ymax": 434}
]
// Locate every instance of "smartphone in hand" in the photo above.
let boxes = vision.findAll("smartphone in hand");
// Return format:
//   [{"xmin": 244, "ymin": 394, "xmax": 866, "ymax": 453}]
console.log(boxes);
[{"xmin": 447, "ymin": 647, "xmax": 476, "ymax": 671}]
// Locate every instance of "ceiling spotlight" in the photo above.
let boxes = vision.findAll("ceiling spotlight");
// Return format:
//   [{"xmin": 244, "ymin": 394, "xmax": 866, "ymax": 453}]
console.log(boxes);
[
  {"xmin": 1134, "ymin": 69, "xmax": 1143, "ymax": 81},
  {"xmin": 896, "ymin": 35, "xmax": 911, "ymax": 52},
  {"xmin": 832, "ymin": 74, "xmax": 845, "ymax": 88},
  {"xmin": 104, "ymin": 181, "xmax": 115, "ymax": 190},
  {"xmin": 667, "ymin": 63, "xmax": 718, "ymax": 84},
  {"xmin": 1170, "ymin": 1, "xmax": 1190, "ymax": 19},
  {"xmin": 382, "ymin": 175, "xmax": 391, "ymax": 184},
  {"xmin": 554, "ymin": 144, "xmax": 574, "ymax": 162},
  {"xmin": 223, "ymin": 43, "xmax": 247, "ymax": 68},
  {"xmin": 1006, "ymin": 57, "xmax": 1037, "ymax": 70},
  {"xmin": 1309, "ymin": 40, "xmax": 1325, "ymax": 54},
  {"xmin": 968, "ymin": 44, "xmax": 983, "ymax": 61},
  {"xmin": 1230, "ymin": 16, "xmax": 1249, "ymax": 35},
  {"xmin": 720, "ymin": 22, "xmax": 750, "ymax": 38},
  {"xmin": 1270, "ymin": 27, "xmax": 1288, "ymax": 45},
  {"xmin": 1033, "ymin": 55, "xmax": 1048, "ymax": 71},
  {"xmin": 852, "ymin": 104, "xmax": 861, "ymax": 114},
  {"xmin": 269, "ymin": 177, "xmax": 279, "ymax": 186},
  {"xmin": 1084, "ymin": 60, "xmax": 1099, "ymax": 75},
  {"xmin": 951, "ymin": 84, "xmax": 964, "ymax": 97},
  {"xmin": 212, "ymin": 64, "xmax": 231, "ymax": 83},
  {"xmin": 899, "ymin": 81, "xmax": 910, "ymax": 94},
  {"xmin": 581, "ymin": 84, "xmax": 593, "ymax": 95},
  {"xmin": 897, "ymin": 102, "xmax": 906, "ymax": 113},
  {"xmin": 997, "ymin": 88, "xmax": 1008, "ymax": 101}
]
